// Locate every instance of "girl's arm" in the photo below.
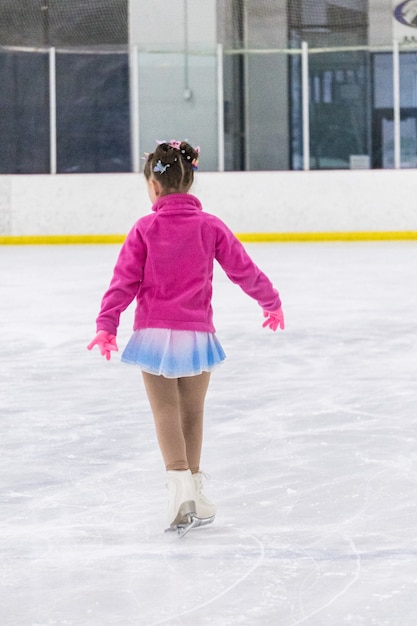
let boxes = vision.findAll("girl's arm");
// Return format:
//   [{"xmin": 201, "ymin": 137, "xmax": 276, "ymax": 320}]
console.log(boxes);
[
  {"xmin": 213, "ymin": 219, "xmax": 281, "ymax": 312},
  {"xmin": 95, "ymin": 225, "xmax": 146, "ymax": 335}
]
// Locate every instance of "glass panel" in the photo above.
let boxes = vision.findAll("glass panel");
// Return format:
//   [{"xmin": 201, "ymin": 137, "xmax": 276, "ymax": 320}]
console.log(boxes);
[
  {"xmin": 307, "ymin": 51, "xmax": 371, "ymax": 169},
  {"xmin": 400, "ymin": 117, "xmax": 417, "ymax": 167},
  {"xmin": 288, "ymin": 0, "xmax": 369, "ymax": 170},
  {"xmin": 373, "ymin": 52, "xmax": 417, "ymax": 168},
  {"xmin": 290, "ymin": 51, "xmax": 303, "ymax": 170},
  {"xmin": 374, "ymin": 51, "xmax": 417, "ymax": 109},
  {"xmin": 290, "ymin": 49, "xmax": 371, "ymax": 170},
  {"xmin": 56, "ymin": 52, "xmax": 131, "ymax": 173},
  {"xmin": 137, "ymin": 52, "xmax": 218, "ymax": 171},
  {"xmin": 223, "ymin": 52, "xmax": 245, "ymax": 171},
  {"xmin": 373, "ymin": 54, "xmax": 393, "ymax": 109},
  {"xmin": 381, "ymin": 116, "xmax": 417, "ymax": 169},
  {"xmin": 0, "ymin": 50, "xmax": 49, "ymax": 174},
  {"xmin": 246, "ymin": 53, "xmax": 289, "ymax": 170}
]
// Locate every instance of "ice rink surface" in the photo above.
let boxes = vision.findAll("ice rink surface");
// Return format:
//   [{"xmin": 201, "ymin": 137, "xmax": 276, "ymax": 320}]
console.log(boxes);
[{"xmin": 1, "ymin": 241, "xmax": 417, "ymax": 626}]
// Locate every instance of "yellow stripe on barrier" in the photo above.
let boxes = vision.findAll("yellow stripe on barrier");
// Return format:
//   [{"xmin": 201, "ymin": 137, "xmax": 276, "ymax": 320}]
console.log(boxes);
[
  {"xmin": 236, "ymin": 231, "xmax": 417, "ymax": 242},
  {"xmin": 0, "ymin": 234, "xmax": 127, "ymax": 245},
  {"xmin": 1, "ymin": 232, "xmax": 417, "ymax": 245}
]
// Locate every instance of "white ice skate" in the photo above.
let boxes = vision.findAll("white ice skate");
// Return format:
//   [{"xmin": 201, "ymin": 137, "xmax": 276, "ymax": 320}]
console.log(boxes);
[
  {"xmin": 192, "ymin": 471, "xmax": 216, "ymax": 521},
  {"xmin": 164, "ymin": 470, "xmax": 215, "ymax": 538},
  {"xmin": 165, "ymin": 469, "xmax": 196, "ymax": 537}
]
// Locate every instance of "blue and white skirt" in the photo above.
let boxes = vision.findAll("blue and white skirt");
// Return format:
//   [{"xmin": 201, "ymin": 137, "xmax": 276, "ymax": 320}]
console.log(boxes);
[{"xmin": 121, "ymin": 328, "xmax": 226, "ymax": 378}]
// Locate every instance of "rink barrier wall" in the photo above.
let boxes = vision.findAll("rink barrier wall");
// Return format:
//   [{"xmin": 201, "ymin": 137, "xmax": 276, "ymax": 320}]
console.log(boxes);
[
  {"xmin": 0, "ymin": 170, "xmax": 417, "ymax": 243},
  {"xmin": 1, "ymin": 231, "xmax": 417, "ymax": 246}
]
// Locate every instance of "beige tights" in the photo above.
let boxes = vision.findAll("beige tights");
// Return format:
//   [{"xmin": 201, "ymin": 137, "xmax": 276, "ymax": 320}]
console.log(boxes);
[{"xmin": 142, "ymin": 371, "xmax": 211, "ymax": 473}]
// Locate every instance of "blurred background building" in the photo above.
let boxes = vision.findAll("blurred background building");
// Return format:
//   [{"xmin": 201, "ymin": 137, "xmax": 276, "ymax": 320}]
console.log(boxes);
[{"xmin": 0, "ymin": 1, "xmax": 416, "ymax": 173}]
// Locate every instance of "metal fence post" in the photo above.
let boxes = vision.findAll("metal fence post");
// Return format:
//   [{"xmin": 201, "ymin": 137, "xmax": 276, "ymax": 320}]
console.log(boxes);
[
  {"xmin": 393, "ymin": 39, "xmax": 401, "ymax": 169},
  {"xmin": 301, "ymin": 41, "xmax": 310, "ymax": 171},
  {"xmin": 217, "ymin": 43, "xmax": 225, "ymax": 172},
  {"xmin": 49, "ymin": 46, "xmax": 57, "ymax": 174}
]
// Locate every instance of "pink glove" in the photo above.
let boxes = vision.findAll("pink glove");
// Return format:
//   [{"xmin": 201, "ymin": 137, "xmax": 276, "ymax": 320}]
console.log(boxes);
[
  {"xmin": 262, "ymin": 307, "xmax": 285, "ymax": 331},
  {"xmin": 87, "ymin": 330, "xmax": 118, "ymax": 360}
]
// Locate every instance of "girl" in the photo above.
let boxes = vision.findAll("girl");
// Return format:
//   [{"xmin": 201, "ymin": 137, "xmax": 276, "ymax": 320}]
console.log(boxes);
[{"xmin": 87, "ymin": 140, "xmax": 284, "ymax": 535}]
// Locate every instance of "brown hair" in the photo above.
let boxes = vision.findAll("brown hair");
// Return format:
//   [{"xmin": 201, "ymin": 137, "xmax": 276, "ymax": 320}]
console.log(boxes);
[{"xmin": 144, "ymin": 141, "xmax": 199, "ymax": 193}]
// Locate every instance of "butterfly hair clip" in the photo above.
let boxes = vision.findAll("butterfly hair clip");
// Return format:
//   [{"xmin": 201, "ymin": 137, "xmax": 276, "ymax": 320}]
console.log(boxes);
[{"xmin": 153, "ymin": 160, "xmax": 170, "ymax": 174}]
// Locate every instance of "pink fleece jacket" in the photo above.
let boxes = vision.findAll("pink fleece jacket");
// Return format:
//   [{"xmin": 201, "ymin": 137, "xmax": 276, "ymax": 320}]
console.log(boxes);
[{"xmin": 96, "ymin": 193, "xmax": 281, "ymax": 335}]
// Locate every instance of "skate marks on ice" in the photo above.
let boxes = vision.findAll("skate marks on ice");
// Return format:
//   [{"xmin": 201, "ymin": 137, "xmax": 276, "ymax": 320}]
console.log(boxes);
[
  {"xmin": 199, "ymin": 409, "xmax": 417, "ymax": 622},
  {"xmin": 153, "ymin": 523, "xmax": 363, "ymax": 626},
  {"xmin": 152, "ymin": 525, "xmax": 266, "ymax": 625}
]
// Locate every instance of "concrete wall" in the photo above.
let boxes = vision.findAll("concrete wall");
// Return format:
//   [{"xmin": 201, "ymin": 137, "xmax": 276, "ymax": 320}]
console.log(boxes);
[
  {"xmin": 0, "ymin": 170, "xmax": 416, "ymax": 241},
  {"xmin": 129, "ymin": 0, "xmax": 217, "ymax": 50},
  {"xmin": 369, "ymin": 0, "xmax": 393, "ymax": 46}
]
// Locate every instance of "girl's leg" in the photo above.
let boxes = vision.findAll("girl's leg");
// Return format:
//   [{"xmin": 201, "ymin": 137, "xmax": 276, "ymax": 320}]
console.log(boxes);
[
  {"xmin": 142, "ymin": 371, "xmax": 214, "ymax": 525},
  {"xmin": 141, "ymin": 372, "xmax": 188, "ymax": 471},
  {"xmin": 178, "ymin": 373, "xmax": 216, "ymax": 520},
  {"xmin": 178, "ymin": 372, "xmax": 211, "ymax": 474},
  {"xmin": 141, "ymin": 371, "xmax": 211, "ymax": 472}
]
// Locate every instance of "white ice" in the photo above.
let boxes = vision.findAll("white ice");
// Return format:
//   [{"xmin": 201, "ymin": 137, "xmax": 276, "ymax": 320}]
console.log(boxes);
[{"xmin": 1, "ymin": 241, "xmax": 417, "ymax": 626}]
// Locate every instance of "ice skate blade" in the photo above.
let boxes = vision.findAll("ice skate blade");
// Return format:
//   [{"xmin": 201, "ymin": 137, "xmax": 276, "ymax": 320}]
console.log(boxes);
[
  {"xmin": 170, "ymin": 500, "xmax": 196, "ymax": 528},
  {"xmin": 165, "ymin": 514, "xmax": 215, "ymax": 538}
]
